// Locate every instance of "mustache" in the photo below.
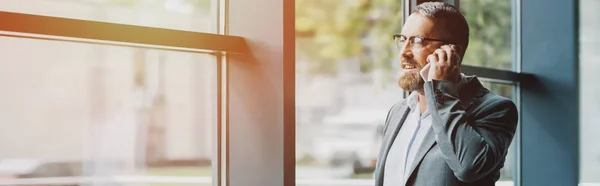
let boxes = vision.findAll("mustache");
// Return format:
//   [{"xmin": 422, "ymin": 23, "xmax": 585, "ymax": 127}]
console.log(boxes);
[{"xmin": 400, "ymin": 58, "xmax": 422, "ymax": 68}]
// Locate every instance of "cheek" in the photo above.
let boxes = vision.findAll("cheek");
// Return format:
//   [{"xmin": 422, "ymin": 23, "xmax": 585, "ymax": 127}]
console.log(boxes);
[
  {"xmin": 415, "ymin": 53, "xmax": 430, "ymax": 67},
  {"xmin": 417, "ymin": 47, "xmax": 437, "ymax": 66}
]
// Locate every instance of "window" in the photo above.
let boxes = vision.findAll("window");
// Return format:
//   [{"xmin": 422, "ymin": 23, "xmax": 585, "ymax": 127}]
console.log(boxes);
[
  {"xmin": 580, "ymin": 0, "xmax": 600, "ymax": 184},
  {"xmin": 460, "ymin": 0, "xmax": 519, "ymax": 183},
  {"xmin": 480, "ymin": 81, "xmax": 516, "ymax": 186},
  {"xmin": 0, "ymin": 36, "xmax": 217, "ymax": 186},
  {"xmin": 295, "ymin": 0, "xmax": 403, "ymax": 184},
  {"xmin": 460, "ymin": 0, "xmax": 513, "ymax": 71},
  {"xmin": 0, "ymin": 0, "xmax": 214, "ymax": 33},
  {"xmin": 0, "ymin": 0, "xmax": 240, "ymax": 183}
]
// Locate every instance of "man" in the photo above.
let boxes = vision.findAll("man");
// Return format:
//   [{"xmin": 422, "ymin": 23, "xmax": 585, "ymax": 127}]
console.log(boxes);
[{"xmin": 374, "ymin": 2, "xmax": 518, "ymax": 186}]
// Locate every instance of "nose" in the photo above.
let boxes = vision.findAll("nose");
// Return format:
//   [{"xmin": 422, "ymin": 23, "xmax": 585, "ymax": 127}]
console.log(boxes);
[{"xmin": 399, "ymin": 41, "xmax": 413, "ymax": 60}]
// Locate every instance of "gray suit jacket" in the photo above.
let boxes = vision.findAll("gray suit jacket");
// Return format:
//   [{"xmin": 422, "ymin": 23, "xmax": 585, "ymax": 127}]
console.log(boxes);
[{"xmin": 374, "ymin": 75, "xmax": 518, "ymax": 186}]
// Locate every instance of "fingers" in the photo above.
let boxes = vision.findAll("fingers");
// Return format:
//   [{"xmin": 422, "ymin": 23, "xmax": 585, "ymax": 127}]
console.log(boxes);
[
  {"xmin": 450, "ymin": 45, "xmax": 462, "ymax": 65},
  {"xmin": 450, "ymin": 44, "xmax": 460, "ymax": 53},
  {"xmin": 440, "ymin": 45, "xmax": 454, "ymax": 65},
  {"xmin": 435, "ymin": 49, "xmax": 446, "ymax": 64},
  {"xmin": 427, "ymin": 53, "xmax": 437, "ymax": 64},
  {"xmin": 426, "ymin": 45, "xmax": 462, "ymax": 82},
  {"xmin": 428, "ymin": 44, "xmax": 460, "ymax": 66}
]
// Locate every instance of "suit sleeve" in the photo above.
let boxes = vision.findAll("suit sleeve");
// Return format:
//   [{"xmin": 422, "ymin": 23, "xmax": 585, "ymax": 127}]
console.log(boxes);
[{"xmin": 424, "ymin": 80, "xmax": 518, "ymax": 182}]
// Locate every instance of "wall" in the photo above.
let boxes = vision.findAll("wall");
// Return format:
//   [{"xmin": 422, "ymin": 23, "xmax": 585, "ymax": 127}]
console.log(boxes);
[{"xmin": 580, "ymin": 0, "xmax": 600, "ymax": 183}]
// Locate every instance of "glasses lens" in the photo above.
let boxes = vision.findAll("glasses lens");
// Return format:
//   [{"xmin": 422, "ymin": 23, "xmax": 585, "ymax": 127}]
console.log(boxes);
[
  {"xmin": 413, "ymin": 37, "xmax": 423, "ymax": 47},
  {"xmin": 394, "ymin": 36, "xmax": 404, "ymax": 50}
]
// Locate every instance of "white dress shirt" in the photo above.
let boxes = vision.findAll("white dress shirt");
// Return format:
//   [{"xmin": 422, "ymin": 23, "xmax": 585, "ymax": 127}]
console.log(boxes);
[{"xmin": 383, "ymin": 92, "xmax": 432, "ymax": 186}]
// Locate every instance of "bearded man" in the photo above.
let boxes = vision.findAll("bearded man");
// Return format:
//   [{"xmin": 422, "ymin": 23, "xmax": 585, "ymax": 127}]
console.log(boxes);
[{"xmin": 373, "ymin": 2, "xmax": 519, "ymax": 186}]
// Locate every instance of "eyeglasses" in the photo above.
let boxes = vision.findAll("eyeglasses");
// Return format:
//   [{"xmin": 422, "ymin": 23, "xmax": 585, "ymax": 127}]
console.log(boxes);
[{"xmin": 393, "ymin": 34, "xmax": 454, "ymax": 52}]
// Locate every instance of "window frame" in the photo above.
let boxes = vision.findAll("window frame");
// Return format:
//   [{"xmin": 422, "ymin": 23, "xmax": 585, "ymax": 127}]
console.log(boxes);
[
  {"xmin": 0, "ymin": 11, "xmax": 247, "ymax": 54},
  {"xmin": 0, "ymin": 0, "xmax": 237, "ymax": 185}
]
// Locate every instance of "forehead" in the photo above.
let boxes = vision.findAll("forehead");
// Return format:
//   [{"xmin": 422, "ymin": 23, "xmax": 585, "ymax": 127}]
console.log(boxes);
[{"xmin": 400, "ymin": 13, "xmax": 441, "ymax": 38}]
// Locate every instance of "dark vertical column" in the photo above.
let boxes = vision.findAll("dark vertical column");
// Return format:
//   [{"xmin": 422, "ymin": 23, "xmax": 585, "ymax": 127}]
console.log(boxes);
[{"xmin": 520, "ymin": 0, "xmax": 579, "ymax": 185}]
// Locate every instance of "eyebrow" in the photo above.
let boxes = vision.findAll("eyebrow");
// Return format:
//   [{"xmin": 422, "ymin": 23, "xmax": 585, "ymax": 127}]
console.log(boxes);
[
  {"xmin": 394, "ymin": 33, "xmax": 436, "ymax": 39},
  {"xmin": 393, "ymin": 34, "xmax": 426, "ymax": 38}
]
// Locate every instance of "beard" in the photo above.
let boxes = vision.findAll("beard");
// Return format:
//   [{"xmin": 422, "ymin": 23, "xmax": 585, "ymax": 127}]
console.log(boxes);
[{"xmin": 397, "ymin": 59, "xmax": 425, "ymax": 93}]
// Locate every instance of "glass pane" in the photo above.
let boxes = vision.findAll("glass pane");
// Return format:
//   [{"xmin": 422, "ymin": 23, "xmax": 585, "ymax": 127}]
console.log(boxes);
[
  {"xmin": 296, "ymin": 0, "xmax": 404, "ymax": 184},
  {"xmin": 580, "ymin": 0, "xmax": 600, "ymax": 184},
  {"xmin": 0, "ymin": 36, "xmax": 216, "ymax": 186},
  {"xmin": 480, "ymin": 81, "xmax": 515, "ymax": 186},
  {"xmin": 0, "ymin": 0, "xmax": 214, "ymax": 33},
  {"xmin": 460, "ymin": 0, "xmax": 513, "ymax": 70}
]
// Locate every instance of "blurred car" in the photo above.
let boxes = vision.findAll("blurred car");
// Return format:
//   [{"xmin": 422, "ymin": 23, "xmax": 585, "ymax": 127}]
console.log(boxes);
[
  {"xmin": 313, "ymin": 108, "xmax": 387, "ymax": 174},
  {"xmin": 351, "ymin": 124, "xmax": 384, "ymax": 174},
  {"xmin": 0, "ymin": 158, "xmax": 82, "ymax": 186}
]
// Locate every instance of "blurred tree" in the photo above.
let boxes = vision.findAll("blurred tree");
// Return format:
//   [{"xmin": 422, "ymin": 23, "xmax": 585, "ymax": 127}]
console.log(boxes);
[
  {"xmin": 296, "ymin": 0, "xmax": 403, "ymax": 76},
  {"xmin": 460, "ymin": 0, "xmax": 512, "ymax": 70},
  {"xmin": 296, "ymin": 0, "xmax": 513, "ymax": 75},
  {"xmin": 460, "ymin": 0, "xmax": 513, "ymax": 100}
]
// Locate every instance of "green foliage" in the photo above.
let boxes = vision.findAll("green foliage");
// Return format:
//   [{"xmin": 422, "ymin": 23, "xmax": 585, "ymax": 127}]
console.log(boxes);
[
  {"xmin": 296, "ymin": 0, "xmax": 402, "ymax": 75},
  {"xmin": 460, "ymin": 0, "xmax": 512, "ymax": 70},
  {"xmin": 296, "ymin": 0, "xmax": 513, "ymax": 75}
]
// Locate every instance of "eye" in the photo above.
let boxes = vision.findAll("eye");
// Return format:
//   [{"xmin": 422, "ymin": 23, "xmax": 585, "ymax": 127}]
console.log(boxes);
[
  {"xmin": 413, "ymin": 37, "xmax": 424, "ymax": 45},
  {"xmin": 397, "ymin": 36, "xmax": 406, "ymax": 43}
]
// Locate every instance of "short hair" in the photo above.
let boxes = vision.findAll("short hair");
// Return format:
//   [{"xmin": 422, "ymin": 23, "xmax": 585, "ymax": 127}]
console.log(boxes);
[{"xmin": 412, "ymin": 2, "xmax": 470, "ymax": 56}]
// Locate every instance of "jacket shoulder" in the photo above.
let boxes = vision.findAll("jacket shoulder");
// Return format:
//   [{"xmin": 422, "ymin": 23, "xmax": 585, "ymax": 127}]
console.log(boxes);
[
  {"xmin": 473, "ymin": 89, "xmax": 519, "ymax": 121},
  {"xmin": 478, "ymin": 89, "xmax": 517, "ymax": 109}
]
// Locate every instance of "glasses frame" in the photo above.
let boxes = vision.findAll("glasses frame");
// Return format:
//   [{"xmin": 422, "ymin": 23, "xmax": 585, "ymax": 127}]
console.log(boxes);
[{"xmin": 393, "ymin": 34, "xmax": 455, "ymax": 52}]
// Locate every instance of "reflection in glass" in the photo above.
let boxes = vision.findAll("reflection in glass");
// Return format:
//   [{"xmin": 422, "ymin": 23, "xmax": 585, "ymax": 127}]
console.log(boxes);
[
  {"xmin": 460, "ymin": 0, "xmax": 513, "ymax": 70},
  {"xmin": 0, "ymin": 37, "xmax": 216, "ymax": 186},
  {"xmin": 0, "ymin": 0, "xmax": 214, "ymax": 33}
]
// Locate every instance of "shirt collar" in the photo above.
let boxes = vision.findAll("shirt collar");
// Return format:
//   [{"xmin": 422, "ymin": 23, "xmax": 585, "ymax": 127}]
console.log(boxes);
[{"xmin": 406, "ymin": 91, "xmax": 420, "ymax": 111}]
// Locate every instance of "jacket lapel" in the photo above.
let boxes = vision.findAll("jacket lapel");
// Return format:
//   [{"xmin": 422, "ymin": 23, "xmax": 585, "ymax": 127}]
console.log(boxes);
[
  {"xmin": 375, "ymin": 104, "xmax": 410, "ymax": 185},
  {"xmin": 403, "ymin": 128, "xmax": 436, "ymax": 186},
  {"xmin": 382, "ymin": 107, "xmax": 410, "ymax": 157}
]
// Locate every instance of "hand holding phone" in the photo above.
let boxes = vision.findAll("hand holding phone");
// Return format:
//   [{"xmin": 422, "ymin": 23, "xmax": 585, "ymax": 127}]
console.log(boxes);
[{"xmin": 421, "ymin": 44, "xmax": 462, "ymax": 82}]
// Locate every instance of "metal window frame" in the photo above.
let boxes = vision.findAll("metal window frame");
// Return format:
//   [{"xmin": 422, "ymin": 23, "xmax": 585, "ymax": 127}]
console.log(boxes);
[
  {"xmin": 0, "ymin": 11, "xmax": 248, "ymax": 54},
  {"xmin": 0, "ymin": 1, "xmax": 246, "ymax": 186}
]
